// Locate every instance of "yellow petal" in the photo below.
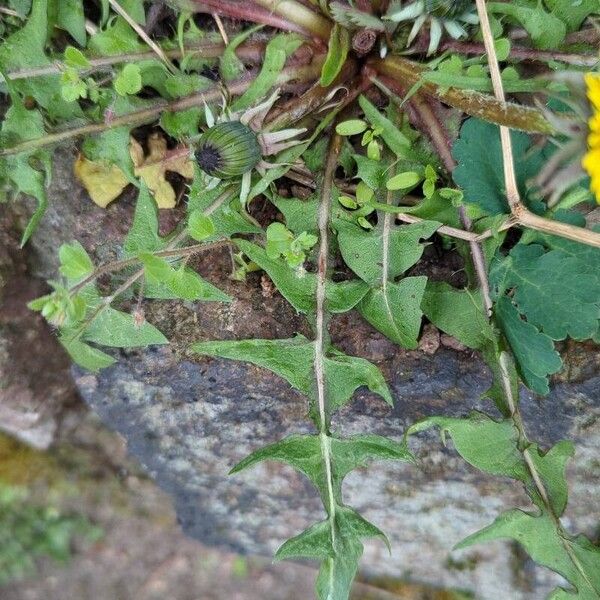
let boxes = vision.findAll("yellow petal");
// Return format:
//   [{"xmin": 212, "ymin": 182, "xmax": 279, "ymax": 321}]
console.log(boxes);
[{"xmin": 74, "ymin": 155, "xmax": 129, "ymax": 208}]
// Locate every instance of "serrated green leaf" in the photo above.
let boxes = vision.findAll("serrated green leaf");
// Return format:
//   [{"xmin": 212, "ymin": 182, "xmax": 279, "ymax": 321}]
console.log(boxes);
[
  {"xmin": 233, "ymin": 33, "xmax": 304, "ymax": 110},
  {"xmin": 353, "ymin": 154, "xmax": 385, "ymax": 190},
  {"xmin": 336, "ymin": 220, "xmax": 439, "ymax": 286},
  {"xmin": 193, "ymin": 336, "xmax": 392, "ymax": 411},
  {"xmin": 457, "ymin": 510, "xmax": 600, "ymax": 598},
  {"xmin": 88, "ymin": 16, "xmax": 145, "ymax": 55},
  {"xmin": 408, "ymin": 412, "xmax": 530, "ymax": 481},
  {"xmin": 543, "ymin": 0, "xmax": 599, "ymax": 31},
  {"xmin": 452, "ymin": 118, "xmax": 550, "ymax": 215},
  {"xmin": 494, "ymin": 296, "xmax": 562, "ymax": 395},
  {"xmin": 82, "ymin": 102, "xmax": 136, "ymax": 179},
  {"xmin": 492, "ymin": 244, "xmax": 600, "ymax": 341},
  {"xmin": 58, "ymin": 241, "xmax": 94, "ymax": 280},
  {"xmin": 488, "ymin": 2, "xmax": 566, "ymax": 49},
  {"xmin": 83, "ymin": 307, "xmax": 167, "ymax": 347},
  {"xmin": 358, "ymin": 95, "xmax": 411, "ymax": 158},
  {"xmin": 320, "ymin": 23, "xmax": 350, "ymax": 87},
  {"xmin": 392, "ymin": 406, "xmax": 576, "ymax": 516},
  {"xmin": 421, "ymin": 282, "xmax": 494, "ymax": 350},
  {"xmin": 358, "ymin": 277, "xmax": 428, "ymax": 349},
  {"xmin": 232, "ymin": 432, "xmax": 409, "ymax": 501},
  {"xmin": 270, "ymin": 192, "xmax": 319, "ymax": 235},
  {"xmin": 59, "ymin": 336, "xmax": 116, "ymax": 371},
  {"xmin": 235, "ymin": 240, "xmax": 369, "ymax": 314},
  {"xmin": 123, "ymin": 186, "xmax": 164, "ymax": 256}
]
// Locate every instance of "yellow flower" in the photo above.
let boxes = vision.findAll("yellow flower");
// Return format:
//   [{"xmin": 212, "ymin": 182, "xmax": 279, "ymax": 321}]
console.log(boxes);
[{"xmin": 582, "ymin": 73, "xmax": 600, "ymax": 203}]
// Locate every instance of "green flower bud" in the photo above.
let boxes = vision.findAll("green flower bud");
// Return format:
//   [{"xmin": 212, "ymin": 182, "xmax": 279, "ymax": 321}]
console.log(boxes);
[{"xmin": 195, "ymin": 121, "xmax": 262, "ymax": 179}]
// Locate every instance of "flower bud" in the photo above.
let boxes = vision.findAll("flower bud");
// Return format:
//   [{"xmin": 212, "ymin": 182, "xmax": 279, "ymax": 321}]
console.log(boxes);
[{"xmin": 195, "ymin": 121, "xmax": 261, "ymax": 179}]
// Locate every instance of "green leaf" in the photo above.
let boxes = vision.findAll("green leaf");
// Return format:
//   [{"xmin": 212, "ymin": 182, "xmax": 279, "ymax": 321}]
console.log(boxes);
[
  {"xmin": 336, "ymin": 220, "xmax": 439, "ymax": 286},
  {"xmin": 494, "ymin": 296, "xmax": 562, "ymax": 395},
  {"xmin": 235, "ymin": 240, "xmax": 369, "ymax": 314},
  {"xmin": 320, "ymin": 23, "xmax": 350, "ymax": 87},
  {"xmin": 353, "ymin": 154, "xmax": 385, "ymax": 190},
  {"xmin": 64, "ymin": 45, "xmax": 90, "ymax": 67},
  {"xmin": 139, "ymin": 253, "xmax": 173, "ymax": 284},
  {"xmin": 82, "ymin": 102, "xmax": 136, "ymax": 179},
  {"xmin": 386, "ymin": 171, "xmax": 422, "ymax": 190},
  {"xmin": 452, "ymin": 118, "xmax": 550, "ymax": 215},
  {"xmin": 457, "ymin": 510, "xmax": 600, "ymax": 598},
  {"xmin": 358, "ymin": 96, "xmax": 411, "ymax": 158},
  {"xmin": 188, "ymin": 211, "xmax": 215, "ymax": 241},
  {"xmin": 83, "ymin": 307, "xmax": 167, "ymax": 348},
  {"xmin": 88, "ymin": 16, "xmax": 145, "ymax": 55},
  {"xmin": 232, "ymin": 432, "xmax": 410, "ymax": 494},
  {"xmin": 335, "ymin": 119, "xmax": 368, "ymax": 136},
  {"xmin": 59, "ymin": 336, "xmax": 116, "ymax": 371},
  {"xmin": 270, "ymin": 193, "xmax": 319, "ymax": 236},
  {"xmin": 0, "ymin": 0, "xmax": 82, "ymax": 120},
  {"xmin": 358, "ymin": 277, "xmax": 428, "ymax": 349},
  {"xmin": 543, "ymin": 0, "xmax": 599, "ymax": 31},
  {"xmin": 330, "ymin": 3, "xmax": 386, "ymax": 30},
  {"xmin": 123, "ymin": 186, "xmax": 164, "ymax": 256},
  {"xmin": 168, "ymin": 267, "xmax": 231, "ymax": 302},
  {"xmin": 114, "ymin": 63, "xmax": 142, "ymax": 96},
  {"xmin": 58, "ymin": 241, "xmax": 94, "ymax": 280},
  {"xmin": 408, "ymin": 412, "xmax": 530, "ymax": 481},
  {"xmin": 0, "ymin": 101, "xmax": 49, "ymax": 244},
  {"xmin": 56, "ymin": 0, "xmax": 86, "ymax": 46},
  {"xmin": 220, "ymin": 25, "xmax": 261, "ymax": 81},
  {"xmin": 421, "ymin": 282, "xmax": 494, "ymax": 350},
  {"xmin": 193, "ymin": 336, "xmax": 392, "ymax": 411},
  {"xmin": 233, "ymin": 33, "xmax": 304, "ymax": 110},
  {"xmin": 488, "ymin": 2, "xmax": 566, "ymax": 49},
  {"xmin": 491, "ymin": 244, "xmax": 600, "ymax": 341}
]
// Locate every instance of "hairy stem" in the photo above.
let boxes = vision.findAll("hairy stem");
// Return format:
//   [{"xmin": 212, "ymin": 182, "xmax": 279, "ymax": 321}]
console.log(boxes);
[
  {"xmin": 369, "ymin": 55, "xmax": 554, "ymax": 134},
  {"xmin": 440, "ymin": 40, "xmax": 599, "ymax": 68},
  {"xmin": 0, "ymin": 42, "xmax": 267, "ymax": 83},
  {"xmin": 476, "ymin": 0, "xmax": 600, "ymax": 591},
  {"xmin": 0, "ymin": 61, "xmax": 324, "ymax": 157}
]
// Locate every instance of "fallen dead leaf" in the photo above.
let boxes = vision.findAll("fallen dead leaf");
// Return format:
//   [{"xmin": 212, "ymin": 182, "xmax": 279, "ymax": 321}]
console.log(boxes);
[
  {"xmin": 74, "ymin": 133, "xmax": 194, "ymax": 209},
  {"xmin": 74, "ymin": 156, "xmax": 129, "ymax": 208},
  {"xmin": 131, "ymin": 133, "xmax": 195, "ymax": 208}
]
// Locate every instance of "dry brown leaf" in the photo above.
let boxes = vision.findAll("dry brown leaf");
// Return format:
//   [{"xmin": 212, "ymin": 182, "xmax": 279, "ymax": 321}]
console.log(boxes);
[{"xmin": 74, "ymin": 133, "xmax": 194, "ymax": 209}]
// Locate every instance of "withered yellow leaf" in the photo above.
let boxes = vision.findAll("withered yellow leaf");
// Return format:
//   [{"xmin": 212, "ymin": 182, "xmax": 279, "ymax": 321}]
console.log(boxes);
[
  {"xmin": 74, "ymin": 155, "xmax": 129, "ymax": 208},
  {"xmin": 132, "ymin": 134, "xmax": 195, "ymax": 209},
  {"xmin": 74, "ymin": 133, "xmax": 194, "ymax": 209}
]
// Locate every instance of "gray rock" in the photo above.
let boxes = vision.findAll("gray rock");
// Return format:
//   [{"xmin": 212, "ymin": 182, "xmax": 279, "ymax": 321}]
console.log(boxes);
[
  {"xmin": 19, "ymin": 142, "xmax": 600, "ymax": 600},
  {"xmin": 73, "ymin": 342, "xmax": 600, "ymax": 600}
]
